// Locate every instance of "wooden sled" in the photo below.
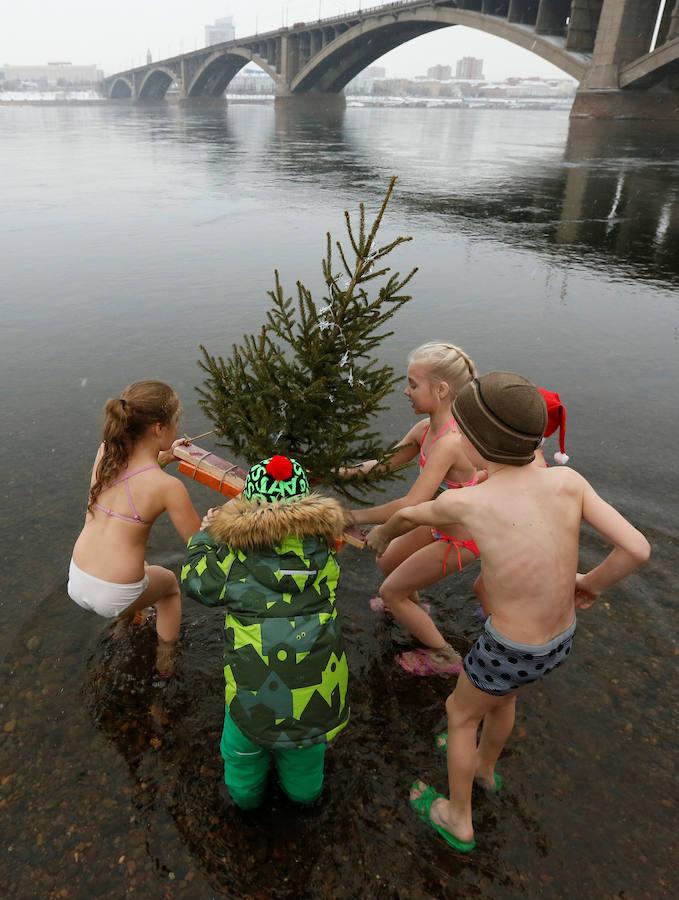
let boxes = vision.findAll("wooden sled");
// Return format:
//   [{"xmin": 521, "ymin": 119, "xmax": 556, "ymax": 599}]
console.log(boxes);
[
  {"xmin": 173, "ymin": 443, "xmax": 247, "ymax": 498},
  {"xmin": 173, "ymin": 443, "xmax": 367, "ymax": 549}
]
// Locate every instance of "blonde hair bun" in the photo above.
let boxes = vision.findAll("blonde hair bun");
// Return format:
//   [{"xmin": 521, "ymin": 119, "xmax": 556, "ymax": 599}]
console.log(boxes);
[{"xmin": 408, "ymin": 342, "xmax": 477, "ymax": 400}]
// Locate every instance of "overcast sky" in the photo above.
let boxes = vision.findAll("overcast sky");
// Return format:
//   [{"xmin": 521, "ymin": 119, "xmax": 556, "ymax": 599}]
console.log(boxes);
[{"xmin": 1, "ymin": 1, "xmax": 573, "ymax": 81}]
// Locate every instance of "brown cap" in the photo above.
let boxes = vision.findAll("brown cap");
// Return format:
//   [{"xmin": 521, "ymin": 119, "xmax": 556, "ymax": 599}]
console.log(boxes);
[{"xmin": 453, "ymin": 372, "xmax": 547, "ymax": 466}]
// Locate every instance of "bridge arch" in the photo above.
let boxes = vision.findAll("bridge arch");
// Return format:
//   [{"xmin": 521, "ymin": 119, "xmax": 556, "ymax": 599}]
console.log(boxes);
[
  {"xmin": 109, "ymin": 76, "xmax": 133, "ymax": 99},
  {"xmin": 186, "ymin": 47, "xmax": 280, "ymax": 98},
  {"xmin": 137, "ymin": 66, "xmax": 180, "ymax": 100},
  {"xmin": 291, "ymin": 6, "xmax": 588, "ymax": 94}
]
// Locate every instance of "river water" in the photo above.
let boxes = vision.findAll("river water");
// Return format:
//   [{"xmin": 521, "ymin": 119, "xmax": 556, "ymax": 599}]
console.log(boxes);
[{"xmin": 0, "ymin": 103, "xmax": 677, "ymax": 898}]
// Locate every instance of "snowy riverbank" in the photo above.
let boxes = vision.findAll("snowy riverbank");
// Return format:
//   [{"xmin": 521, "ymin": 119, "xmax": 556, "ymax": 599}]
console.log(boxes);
[{"xmin": 0, "ymin": 90, "xmax": 103, "ymax": 104}]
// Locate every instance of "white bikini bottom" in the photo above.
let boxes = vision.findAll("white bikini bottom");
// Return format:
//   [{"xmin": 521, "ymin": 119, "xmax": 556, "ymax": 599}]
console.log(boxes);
[{"xmin": 68, "ymin": 559, "xmax": 149, "ymax": 619}]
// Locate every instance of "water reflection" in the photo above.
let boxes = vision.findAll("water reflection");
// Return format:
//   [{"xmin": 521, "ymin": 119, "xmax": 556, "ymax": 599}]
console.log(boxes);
[
  {"xmin": 84, "ymin": 104, "xmax": 679, "ymax": 285},
  {"xmin": 273, "ymin": 107, "xmax": 679, "ymax": 285},
  {"xmin": 555, "ymin": 121, "xmax": 679, "ymax": 282}
]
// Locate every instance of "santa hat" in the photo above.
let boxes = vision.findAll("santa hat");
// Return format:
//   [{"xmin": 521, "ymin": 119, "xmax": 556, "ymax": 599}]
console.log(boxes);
[{"xmin": 538, "ymin": 387, "xmax": 569, "ymax": 464}]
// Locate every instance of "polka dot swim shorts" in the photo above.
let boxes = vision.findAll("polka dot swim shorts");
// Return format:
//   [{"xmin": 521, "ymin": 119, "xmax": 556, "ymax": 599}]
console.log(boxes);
[{"xmin": 463, "ymin": 616, "xmax": 576, "ymax": 696}]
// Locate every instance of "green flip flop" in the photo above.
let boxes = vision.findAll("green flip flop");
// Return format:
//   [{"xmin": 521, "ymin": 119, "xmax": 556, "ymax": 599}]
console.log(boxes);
[
  {"xmin": 434, "ymin": 732, "xmax": 504, "ymax": 793},
  {"xmin": 409, "ymin": 782, "xmax": 476, "ymax": 854}
]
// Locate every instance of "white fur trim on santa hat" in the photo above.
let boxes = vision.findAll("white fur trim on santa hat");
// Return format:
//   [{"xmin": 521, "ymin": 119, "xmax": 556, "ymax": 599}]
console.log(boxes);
[{"xmin": 553, "ymin": 451, "xmax": 569, "ymax": 465}]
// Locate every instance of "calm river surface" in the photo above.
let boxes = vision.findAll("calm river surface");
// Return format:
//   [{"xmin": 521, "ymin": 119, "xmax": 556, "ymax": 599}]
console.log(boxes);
[{"xmin": 0, "ymin": 103, "xmax": 677, "ymax": 898}]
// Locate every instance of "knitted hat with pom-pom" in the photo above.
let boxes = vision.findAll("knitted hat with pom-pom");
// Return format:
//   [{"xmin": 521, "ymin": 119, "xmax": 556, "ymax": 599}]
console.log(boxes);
[{"xmin": 243, "ymin": 455, "xmax": 310, "ymax": 502}]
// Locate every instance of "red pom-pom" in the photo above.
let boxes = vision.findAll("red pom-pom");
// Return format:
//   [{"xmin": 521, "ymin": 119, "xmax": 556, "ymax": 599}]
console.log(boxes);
[{"xmin": 266, "ymin": 455, "xmax": 294, "ymax": 481}]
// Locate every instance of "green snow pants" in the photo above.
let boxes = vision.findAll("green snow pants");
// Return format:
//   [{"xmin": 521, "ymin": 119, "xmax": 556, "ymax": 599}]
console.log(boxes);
[{"xmin": 220, "ymin": 708, "xmax": 326, "ymax": 810}]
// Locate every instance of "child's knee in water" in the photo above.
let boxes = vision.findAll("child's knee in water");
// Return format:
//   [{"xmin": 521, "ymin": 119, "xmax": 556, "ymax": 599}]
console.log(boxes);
[{"xmin": 379, "ymin": 584, "xmax": 407, "ymax": 612}]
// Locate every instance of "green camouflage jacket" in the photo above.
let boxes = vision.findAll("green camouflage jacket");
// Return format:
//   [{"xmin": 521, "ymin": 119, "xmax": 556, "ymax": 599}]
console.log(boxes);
[{"xmin": 181, "ymin": 494, "xmax": 350, "ymax": 750}]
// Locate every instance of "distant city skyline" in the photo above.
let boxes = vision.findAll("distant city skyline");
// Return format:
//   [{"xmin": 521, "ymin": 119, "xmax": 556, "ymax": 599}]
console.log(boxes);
[{"xmin": 0, "ymin": 1, "xmax": 576, "ymax": 83}]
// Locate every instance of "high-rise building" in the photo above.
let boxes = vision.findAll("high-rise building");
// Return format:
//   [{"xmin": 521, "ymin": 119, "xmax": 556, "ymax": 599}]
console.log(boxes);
[
  {"xmin": 346, "ymin": 65, "xmax": 388, "ymax": 95},
  {"xmin": 427, "ymin": 64, "xmax": 452, "ymax": 81},
  {"xmin": 455, "ymin": 57, "xmax": 484, "ymax": 80},
  {"xmin": 205, "ymin": 16, "xmax": 236, "ymax": 47}
]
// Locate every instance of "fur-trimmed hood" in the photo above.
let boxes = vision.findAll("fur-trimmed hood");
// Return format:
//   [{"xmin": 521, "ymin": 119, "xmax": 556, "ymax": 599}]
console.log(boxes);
[{"xmin": 208, "ymin": 493, "xmax": 348, "ymax": 552}]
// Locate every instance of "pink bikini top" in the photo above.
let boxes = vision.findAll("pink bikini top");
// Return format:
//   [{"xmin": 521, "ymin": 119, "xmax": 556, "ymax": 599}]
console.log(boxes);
[
  {"xmin": 94, "ymin": 464, "xmax": 158, "ymax": 525},
  {"xmin": 419, "ymin": 416, "xmax": 479, "ymax": 491}
]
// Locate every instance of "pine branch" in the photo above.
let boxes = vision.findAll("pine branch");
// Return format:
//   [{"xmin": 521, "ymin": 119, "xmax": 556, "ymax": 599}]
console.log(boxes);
[{"xmin": 196, "ymin": 177, "xmax": 416, "ymax": 501}]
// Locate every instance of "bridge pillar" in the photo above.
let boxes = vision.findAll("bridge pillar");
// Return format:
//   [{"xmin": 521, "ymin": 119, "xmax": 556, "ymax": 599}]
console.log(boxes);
[
  {"xmin": 507, "ymin": 0, "xmax": 539, "ymax": 25},
  {"xmin": 580, "ymin": 0, "xmax": 660, "ymax": 90},
  {"xmin": 535, "ymin": 0, "xmax": 570, "ymax": 36},
  {"xmin": 572, "ymin": 0, "xmax": 679, "ymax": 120},
  {"xmin": 670, "ymin": 0, "xmax": 679, "ymax": 41},
  {"xmin": 566, "ymin": 0, "xmax": 603, "ymax": 53},
  {"xmin": 179, "ymin": 61, "xmax": 189, "ymax": 100},
  {"xmin": 276, "ymin": 33, "xmax": 293, "ymax": 97},
  {"xmin": 274, "ymin": 93, "xmax": 346, "ymax": 111}
]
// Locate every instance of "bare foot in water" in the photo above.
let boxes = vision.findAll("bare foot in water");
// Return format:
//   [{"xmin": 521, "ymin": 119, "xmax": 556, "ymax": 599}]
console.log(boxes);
[
  {"xmin": 474, "ymin": 764, "xmax": 502, "ymax": 792},
  {"xmin": 155, "ymin": 639, "xmax": 177, "ymax": 679},
  {"xmin": 409, "ymin": 780, "xmax": 475, "ymax": 845},
  {"xmin": 110, "ymin": 619, "xmax": 129, "ymax": 642},
  {"xmin": 132, "ymin": 608, "xmax": 151, "ymax": 627},
  {"xmin": 111, "ymin": 607, "xmax": 151, "ymax": 640}
]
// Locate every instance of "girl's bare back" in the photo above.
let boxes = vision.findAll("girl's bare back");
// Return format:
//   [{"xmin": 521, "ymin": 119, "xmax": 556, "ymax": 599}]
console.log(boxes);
[{"xmin": 73, "ymin": 462, "xmax": 171, "ymax": 583}]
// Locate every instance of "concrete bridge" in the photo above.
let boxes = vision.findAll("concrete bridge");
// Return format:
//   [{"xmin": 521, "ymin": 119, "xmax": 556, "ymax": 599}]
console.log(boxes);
[{"xmin": 101, "ymin": 0, "xmax": 679, "ymax": 119}]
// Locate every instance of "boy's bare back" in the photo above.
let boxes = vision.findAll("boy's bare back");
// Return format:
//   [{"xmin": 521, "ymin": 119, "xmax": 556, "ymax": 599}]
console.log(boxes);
[{"xmin": 433, "ymin": 465, "xmax": 584, "ymax": 644}]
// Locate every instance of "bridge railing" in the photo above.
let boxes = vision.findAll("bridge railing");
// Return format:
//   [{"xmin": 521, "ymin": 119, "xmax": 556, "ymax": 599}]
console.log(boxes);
[
  {"xmin": 296, "ymin": 0, "xmax": 438, "ymax": 30},
  {"xmin": 103, "ymin": 0, "xmax": 447, "ymax": 81}
]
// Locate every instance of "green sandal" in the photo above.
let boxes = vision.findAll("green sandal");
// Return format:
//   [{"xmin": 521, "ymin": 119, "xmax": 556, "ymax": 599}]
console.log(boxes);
[
  {"xmin": 409, "ymin": 782, "xmax": 476, "ymax": 853},
  {"xmin": 434, "ymin": 732, "xmax": 504, "ymax": 793}
]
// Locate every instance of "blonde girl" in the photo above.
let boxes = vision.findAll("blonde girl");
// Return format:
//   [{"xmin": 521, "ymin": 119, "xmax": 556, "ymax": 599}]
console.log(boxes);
[
  {"xmin": 68, "ymin": 381, "xmax": 201, "ymax": 674},
  {"xmin": 350, "ymin": 343, "xmax": 483, "ymax": 676}
]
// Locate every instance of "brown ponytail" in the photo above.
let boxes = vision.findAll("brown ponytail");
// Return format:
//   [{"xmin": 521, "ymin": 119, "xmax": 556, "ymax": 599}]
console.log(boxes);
[{"xmin": 88, "ymin": 381, "xmax": 180, "ymax": 512}]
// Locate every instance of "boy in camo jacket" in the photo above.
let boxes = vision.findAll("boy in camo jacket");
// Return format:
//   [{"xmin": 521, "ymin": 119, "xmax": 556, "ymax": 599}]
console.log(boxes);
[{"xmin": 182, "ymin": 455, "xmax": 350, "ymax": 809}]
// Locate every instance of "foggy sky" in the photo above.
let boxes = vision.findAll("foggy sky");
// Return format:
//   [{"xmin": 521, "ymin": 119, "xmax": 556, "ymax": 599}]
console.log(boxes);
[{"xmin": 1, "ymin": 0, "xmax": 574, "ymax": 81}]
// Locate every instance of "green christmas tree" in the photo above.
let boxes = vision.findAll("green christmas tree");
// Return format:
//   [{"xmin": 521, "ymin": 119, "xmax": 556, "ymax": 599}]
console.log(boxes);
[{"xmin": 197, "ymin": 177, "xmax": 417, "ymax": 501}]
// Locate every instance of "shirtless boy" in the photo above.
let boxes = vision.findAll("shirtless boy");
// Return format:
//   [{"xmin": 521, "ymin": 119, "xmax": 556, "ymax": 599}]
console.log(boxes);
[{"xmin": 367, "ymin": 372, "xmax": 651, "ymax": 852}]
